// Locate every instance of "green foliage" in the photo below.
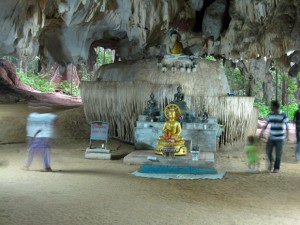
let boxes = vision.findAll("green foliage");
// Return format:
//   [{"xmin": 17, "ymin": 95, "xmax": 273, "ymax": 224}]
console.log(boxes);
[
  {"xmin": 224, "ymin": 66, "xmax": 246, "ymax": 93},
  {"xmin": 4, "ymin": 55, "xmax": 39, "ymax": 74},
  {"xmin": 287, "ymin": 76, "xmax": 298, "ymax": 104},
  {"xmin": 3, "ymin": 55, "xmax": 19, "ymax": 65},
  {"xmin": 280, "ymin": 103, "xmax": 298, "ymax": 120},
  {"xmin": 3, "ymin": 56, "xmax": 80, "ymax": 96},
  {"xmin": 18, "ymin": 70, "xmax": 80, "ymax": 96},
  {"xmin": 18, "ymin": 70, "xmax": 56, "ymax": 92},
  {"xmin": 271, "ymin": 70, "xmax": 300, "ymax": 105},
  {"xmin": 202, "ymin": 55, "xmax": 216, "ymax": 61},
  {"xmin": 27, "ymin": 56, "xmax": 39, "ymax": 74},
  {"xmin": 60, "ymin": 80, "xmax": 80, "ymax": 96},
  {"xmin": 78, "ymin": 64, "xmax": 95, "ymax": 81},
  {"xmin": 94, "ymin": 47, "xmax": 113, "ymax": 66},
  {"xmin": 254, "ymin": 102, "xmax": 270, "ymax": 119},
  {"xmin": 254, "ymin": 101, "xmax": 298, "ymax": 120}
]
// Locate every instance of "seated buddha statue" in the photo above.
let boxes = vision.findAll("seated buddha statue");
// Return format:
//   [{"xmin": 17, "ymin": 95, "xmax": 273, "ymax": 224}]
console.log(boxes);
[
  {"xmin": 143, "ymin": 93, "xmax": 160, "ymax": 117},
  {"xmin": 159, "ymin": 107, "xmax": 183, "ymax": 141},
  {"xmin": 173, "ymin": 85, "xmax": 185, "ymax": 102},
  {"xmin": 156, "ymin": 104, "xmax": 187, "ymax": 156},
  {"xmin": 171, "ymin": 85, "xmax": 189, "ymax": 114},
  {"xmin": 166, "ymin": 31, "xmax": 184, "ymax": 55}
]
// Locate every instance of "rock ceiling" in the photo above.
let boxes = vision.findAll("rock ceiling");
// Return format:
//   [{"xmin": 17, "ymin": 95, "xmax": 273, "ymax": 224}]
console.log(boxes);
[{"xmin": 0, "ymin": 0, "xmax": 300, "ymax": 75}]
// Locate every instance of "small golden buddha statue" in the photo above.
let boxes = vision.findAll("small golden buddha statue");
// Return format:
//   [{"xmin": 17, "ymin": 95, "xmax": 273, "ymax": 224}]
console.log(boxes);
[{"xmin": 155, "ymin": 104, "xmax": 187, "ymax": 155}]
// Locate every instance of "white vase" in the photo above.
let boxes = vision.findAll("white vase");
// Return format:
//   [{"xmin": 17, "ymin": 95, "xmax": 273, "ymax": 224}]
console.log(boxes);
[
  {"xmin": 191, "ymin": 150, "xmax": 200, "ymax": 161},
  {"xmin": 161, "ymin": 67, "xmax": 167, "ymax": 72}
]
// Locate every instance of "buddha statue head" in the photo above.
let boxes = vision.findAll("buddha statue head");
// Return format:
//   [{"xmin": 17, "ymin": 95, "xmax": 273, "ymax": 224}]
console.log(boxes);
[
  {"xmin": 170, "ymin": 31, "xmax": 179, "ymax": 43},
  {"xmin": 167, "ymin": 108, "xmax": 176, "ymax": 121},
  {"xmin": 164, "ymin": 104, "xmax": 181, "ymax": 121}
]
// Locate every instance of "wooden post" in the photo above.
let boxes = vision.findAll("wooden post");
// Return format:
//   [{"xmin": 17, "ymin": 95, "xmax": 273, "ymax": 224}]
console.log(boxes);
[
  {"xmin": 103, "ymin": 48, "xmax": 106, "ymax": 64},
  {"xmin": 275, "ymin": 68, "xmax": 278, "ymax": 101},
  {"xmin": 71, "ymin": 64, "xmax": 73, "ymax": 95},
  {"xmin": 282, "ymin": 74, "xmax": 287, "ymax": 105}
]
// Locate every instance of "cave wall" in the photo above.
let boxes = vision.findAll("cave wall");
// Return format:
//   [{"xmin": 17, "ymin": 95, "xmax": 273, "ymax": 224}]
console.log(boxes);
[
  {"xmin": 220, "ymin": 0, "xmax": 300, "ymax": 62},
  {"xmin": 0, "ymin": 0, "xmax": 194, "ymax": 66},
  {"xmin": 0, "ymin": 0, "xmax": 299, "ymax": 67},
  {"xmin": 1, "ymin": 0, "xmax": 300, "ymax": 107}
]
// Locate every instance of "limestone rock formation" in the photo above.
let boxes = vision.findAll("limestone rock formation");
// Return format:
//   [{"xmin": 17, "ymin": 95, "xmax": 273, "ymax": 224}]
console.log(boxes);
[
  {"xmin": 0, "ymin": 0, "xmax": 299, "ymax": 70},
  {"xmin": 202, "ymin": 0, "xmax": 227, "ymax": 41}
]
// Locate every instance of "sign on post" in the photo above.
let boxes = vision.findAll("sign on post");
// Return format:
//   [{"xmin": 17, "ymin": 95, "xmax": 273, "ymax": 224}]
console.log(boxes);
[{"xmin": 89, "ymin": 121, "xmax": 109, "ymax": 149}]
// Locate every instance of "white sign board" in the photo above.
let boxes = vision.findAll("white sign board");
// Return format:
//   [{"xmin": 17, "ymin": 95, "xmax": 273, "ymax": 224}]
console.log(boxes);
[{"xmin": 90, "ymin": 122, "xmax": 109, "ymax": 141}]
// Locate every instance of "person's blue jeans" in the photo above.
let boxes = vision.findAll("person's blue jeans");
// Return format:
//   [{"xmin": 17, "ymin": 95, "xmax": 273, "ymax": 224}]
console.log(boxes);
[
  {"xmin": 296, "ymin": 127, "xmax": 300, "ymax": 142},
  {"xmin": 296, "ymin": 142, "xmax": 300, "ymax": 161},
  {"xmin": 266, "ymin": 139, "xmax": 283, "ymax": 170},
  {"xmin": 296, "ymin": 128, "xmax": 300, "ymax": 161}
]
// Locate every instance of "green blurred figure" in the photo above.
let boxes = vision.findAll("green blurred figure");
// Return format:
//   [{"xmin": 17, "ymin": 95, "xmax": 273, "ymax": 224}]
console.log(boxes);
[{"xmin": 244, "ymin": 136, "xmax": 260, "ymax": 172}]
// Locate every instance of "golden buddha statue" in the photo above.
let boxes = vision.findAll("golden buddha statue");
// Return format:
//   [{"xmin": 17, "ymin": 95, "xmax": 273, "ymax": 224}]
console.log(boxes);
[{"xmin": 155, "ymin": 104, "xmax": 187, "ymax": 155}]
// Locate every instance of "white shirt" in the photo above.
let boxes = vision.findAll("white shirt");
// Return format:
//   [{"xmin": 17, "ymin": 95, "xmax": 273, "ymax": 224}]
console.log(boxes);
[{"xmin": 26, "ymin": 113, "xmax": 57, "ymax": 138}]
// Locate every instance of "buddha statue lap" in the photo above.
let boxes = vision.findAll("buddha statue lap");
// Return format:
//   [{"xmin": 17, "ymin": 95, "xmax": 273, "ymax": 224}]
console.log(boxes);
[{"xmin": 155, "ymin": 104, "xmax": 187, "ymax": 155}]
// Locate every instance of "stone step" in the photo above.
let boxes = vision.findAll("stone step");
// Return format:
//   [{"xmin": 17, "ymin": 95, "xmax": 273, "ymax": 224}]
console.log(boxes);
[{"xmin": 123, "ymin": 150, "xmax": 214, "ymax": 165}]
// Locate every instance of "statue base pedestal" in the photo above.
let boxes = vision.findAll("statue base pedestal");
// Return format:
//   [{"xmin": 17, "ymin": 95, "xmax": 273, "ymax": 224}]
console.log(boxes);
[
  {"xmin": 85, "ymin": 147, "xmax": 111, "ymax": 160},
  {"xmin": 162, "ymin": 54, "xmax": 192, "ymax": 64},
  {"xmin": 155, "ymin": 139, "xmax": 187, "ymax": 156}
]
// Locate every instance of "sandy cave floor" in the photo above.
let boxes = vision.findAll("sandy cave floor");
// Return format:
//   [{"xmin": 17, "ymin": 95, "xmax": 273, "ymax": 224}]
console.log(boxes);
[{"xmin": 1, "ymin": 105, "xmax": 300, "ymax": 225}]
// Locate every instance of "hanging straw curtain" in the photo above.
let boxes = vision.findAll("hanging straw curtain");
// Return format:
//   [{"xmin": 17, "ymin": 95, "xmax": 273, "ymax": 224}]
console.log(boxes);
[{"xmin": 81, "ymin": 81, "xmax": 256, "ymax": 145}]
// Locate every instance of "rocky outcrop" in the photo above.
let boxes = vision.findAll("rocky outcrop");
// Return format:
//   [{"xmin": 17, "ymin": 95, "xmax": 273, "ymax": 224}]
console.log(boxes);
[
  {"xmin": 0, "ymin": 59, "xmax": 21, "ymax": 87},
  {"xmin": 288, "ymin": 51, "xmax": 300, "ymax": 77},
  {"xmin": 0, "ymin": 0, "xmax": 299, "ymax": 78},
  {"xmin": 220, "ymin": 0, "xmax": 300, "ymax": 63},
  {"xmin": 202, "ymin": 0, "xmax": 228, "ymax": 41}
]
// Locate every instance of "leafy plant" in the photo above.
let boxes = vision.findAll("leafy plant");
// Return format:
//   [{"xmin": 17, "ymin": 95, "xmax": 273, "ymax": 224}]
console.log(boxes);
[
  {"xmin": 18, "ymin": 70, "xmax": 56, "ymax": 92},
  {"xmin": 224, "ymin": 66, "xmax": 246, "ymax": 94},
  {"xmin": 254, "ymin": 101, "xmax": 298, "ymax": 120},
  {"xmin": 94, "ymin": 47, "xmax": 113, "ymax": 66},
  {"xmin": 254, "ymin": 101, "xmax": 270, "ymax": 119},
  {"xmin": 202, "ymin": 55, "xmax": 216, "ymax": 61},
  {"xmin": 60, "ymin": 80, "xmax": 80, "ymax": 96},
  {"xmin": 280, "ymin": 103, "xmax": 298, "ymax": 121},
  {"xmin": 78, "ymin": 63, "xmax": 95, "ymax": 81}
]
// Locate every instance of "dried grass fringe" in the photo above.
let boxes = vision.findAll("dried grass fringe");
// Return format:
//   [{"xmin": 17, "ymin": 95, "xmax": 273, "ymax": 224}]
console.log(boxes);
[{"xmin": 81, "ymin": 81, "xmax": 257, "ymax": 145}]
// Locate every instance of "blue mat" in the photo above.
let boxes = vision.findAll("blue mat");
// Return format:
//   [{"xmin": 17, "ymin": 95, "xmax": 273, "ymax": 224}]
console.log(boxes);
[
  {"xmin": 132, "ymin": 171, "xmax": 225, "ymax": 180},
  {"xmin": 138, "ymin": 163, "xmax": 217, "ymax": 174}
]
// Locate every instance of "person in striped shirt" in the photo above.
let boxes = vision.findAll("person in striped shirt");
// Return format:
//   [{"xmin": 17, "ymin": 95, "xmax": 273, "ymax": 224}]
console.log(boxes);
[{"xmin": 260, "ymin": 100, "xmax": 289, "ymax": 173}]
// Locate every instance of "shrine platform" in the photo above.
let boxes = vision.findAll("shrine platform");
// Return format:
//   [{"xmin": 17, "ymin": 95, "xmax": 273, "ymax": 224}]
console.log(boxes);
[{"xmin": 123, "ymin": 150, "xmax": 214, "ymax": 165}]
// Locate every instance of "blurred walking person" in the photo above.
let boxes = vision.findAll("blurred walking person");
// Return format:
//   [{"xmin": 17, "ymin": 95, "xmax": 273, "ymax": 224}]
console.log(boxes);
[
  {"xmin": 23, "ymin": 102, "xmax": 57, "ymax": 172},
  {"xmin": 260, "ymin": 100, "xmax": 289, "ymax": 173}
]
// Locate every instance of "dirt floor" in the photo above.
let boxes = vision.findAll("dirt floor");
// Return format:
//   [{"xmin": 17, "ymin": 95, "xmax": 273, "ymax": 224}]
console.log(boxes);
[{"xmin": 1, "ymin": 104, "xmax": 300, "ymax": 225}]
